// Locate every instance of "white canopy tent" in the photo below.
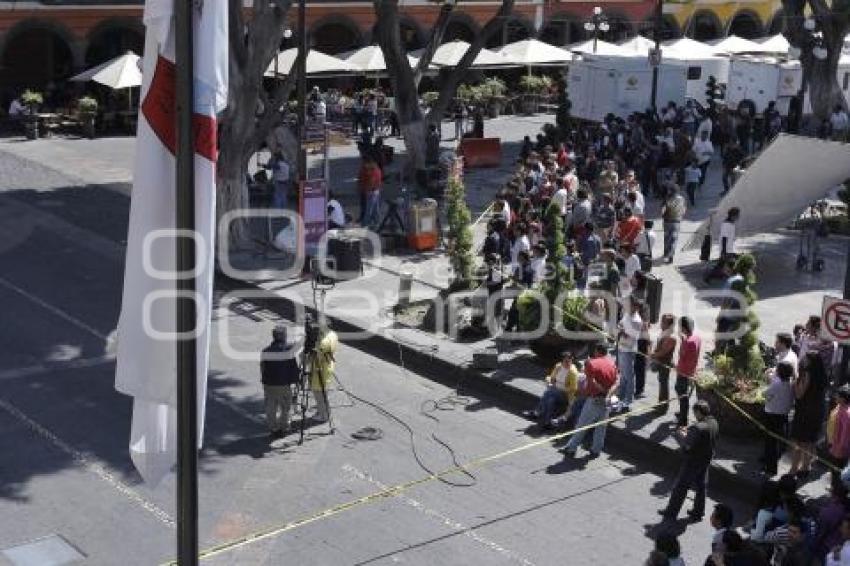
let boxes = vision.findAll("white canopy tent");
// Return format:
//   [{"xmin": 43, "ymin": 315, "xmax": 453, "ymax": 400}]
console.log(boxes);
[
  {"xmin": 70, "ymin": 51, "xmax": 142, "ymax": 89},
  {"xmin": 756, "ymin": 34, "xmax": 791, "ymax": 54},
  {"xmin": 617, "ymin": 35, "xmax": 656, "ymax": 55},
  {"xmin": 708, "ymin": 35, "xmax": 764, "ymax": 54},
  {"xmin": 413, "ymin": 40, "xmax": 519, "ymax": 69},
  {"xmin": 685, "ymin": 135, "xmax": 850, "ymax": 249},
  {"xmin": 662, "ymin": 37, "xmax": 717, "ymax": 59},
  {"xmin": 499, "ymin": 39, "xmax": 574, "ymax": 65},
  {"xmin": 265, "ymin": 48, "xmax": 358, "ymax": 77},
  {"xmin": 566, "ymin": 38, "xmax": 624, "ymax": 57},
  {"xmin": 340, "ymin": 45, "xmax": 421, "ymax": 73}
]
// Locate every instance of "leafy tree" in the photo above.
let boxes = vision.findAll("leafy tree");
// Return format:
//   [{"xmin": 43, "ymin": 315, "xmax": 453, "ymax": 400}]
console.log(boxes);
[{"xmin": 445, "ymin": 175, "xmax": 474, "ymax": 285}]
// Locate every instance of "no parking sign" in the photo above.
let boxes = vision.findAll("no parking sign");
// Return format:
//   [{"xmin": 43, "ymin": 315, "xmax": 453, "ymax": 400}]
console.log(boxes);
[{"xmin": 822, "ymin": 296, "xmax": 850, "ymax": 345}]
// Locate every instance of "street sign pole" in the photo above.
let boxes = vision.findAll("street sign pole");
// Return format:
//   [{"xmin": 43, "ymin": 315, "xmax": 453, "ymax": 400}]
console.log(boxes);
[{"xmin": 174, "ymin": 0, "xmax": 199, "ymax": 563}]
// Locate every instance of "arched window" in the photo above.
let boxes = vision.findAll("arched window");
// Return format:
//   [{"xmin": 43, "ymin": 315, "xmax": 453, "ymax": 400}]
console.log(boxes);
[{"xmin": 1, "ymin": 23, "xmax": 74, "ymax": 91}]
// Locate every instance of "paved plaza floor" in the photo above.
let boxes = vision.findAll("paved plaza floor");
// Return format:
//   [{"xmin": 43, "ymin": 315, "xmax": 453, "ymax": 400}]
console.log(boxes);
[{"xmin": 0, "ymin": 115, "xmax": 843, "ymax": 565}]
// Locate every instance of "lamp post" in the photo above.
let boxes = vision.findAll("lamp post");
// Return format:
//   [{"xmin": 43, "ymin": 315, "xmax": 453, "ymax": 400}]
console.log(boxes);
[
  {"xmin": 296, "ymin": 0, "xmax": 308, "ymax": 183},
  {"xmin": 584, "ymin": 6, "xmax": 610, "ymax": 54},
  {"xmin": 649, "ymin": 0, "xmax": 663, "ymax": 112}
]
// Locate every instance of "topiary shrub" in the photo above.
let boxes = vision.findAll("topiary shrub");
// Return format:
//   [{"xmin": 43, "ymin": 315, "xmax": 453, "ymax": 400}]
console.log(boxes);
[{"xmin": 445, "ymin": 175, "xmax": 474, "ymax": 287}]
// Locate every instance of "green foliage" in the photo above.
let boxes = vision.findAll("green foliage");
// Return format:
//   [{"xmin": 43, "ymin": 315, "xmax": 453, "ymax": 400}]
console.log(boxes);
[
  {"xmin": 77, "ymin": 96, "xmax": 98, "ymax": 114},
  {"xmin": 539, "ymin": 201, "xmax": 578, "ymax": 331},
  {"xmin": 518, "ymin": 75, "xmax": 553, "ymax": 95},
  {"xmin": 21, "ymin": 89, "xmax": 43, "ymax": 107},
  {"xmin": 706, "ymin": 253, "xmax": 766, "ymax": 403},
  {"xmin": 422, "ymin": 91, "xmax": 439, "ymax": 107},
  {"xmin": 445, "ymin": 176, "xmax": 474, "ymax": 285},
  {"xmin": 482, "ymin": 77, "xmax": 508, "ymax": 100},
  {"xmin": 516, "ymin": 289, "xmax": 542, "ymax": 331},
  {"xmin": 560, "ymin": 293, "xmax": 589, "ymax": 332}
]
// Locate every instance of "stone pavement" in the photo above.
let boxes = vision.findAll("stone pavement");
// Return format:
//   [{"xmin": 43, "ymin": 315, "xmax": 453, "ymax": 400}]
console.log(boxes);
[{"xmin": 2, "ymin": 115, "xmax": 843, "ymax": 504}]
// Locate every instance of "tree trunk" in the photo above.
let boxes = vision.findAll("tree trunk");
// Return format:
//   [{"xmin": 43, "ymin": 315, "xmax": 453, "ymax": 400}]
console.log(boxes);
[
  {"xmin": 400, "ymin": 120, "xmax": 428, "ymax": 173},
  {"xmin": 807, "ymin": 45, "xmax": 846, "ymax": 120},
  {"xmin": 216, "ymin": 0, "xmax": 293, "ymax": 248}
]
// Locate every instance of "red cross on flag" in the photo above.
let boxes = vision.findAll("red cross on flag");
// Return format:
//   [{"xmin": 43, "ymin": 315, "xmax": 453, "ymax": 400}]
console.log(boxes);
[{"xmin": 115, "ymin": 0, "xmax": 228, "ymax": 485}]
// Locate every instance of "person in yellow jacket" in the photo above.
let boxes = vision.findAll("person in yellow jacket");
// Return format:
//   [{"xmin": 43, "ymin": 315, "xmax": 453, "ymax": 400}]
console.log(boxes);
[
  {"xmin": 523, "ymin": 351, "xmax": 579, "ymax": 431},
  {"xmin": 308, "ymin": 328, "xmax": 338, "ymax": 423}
]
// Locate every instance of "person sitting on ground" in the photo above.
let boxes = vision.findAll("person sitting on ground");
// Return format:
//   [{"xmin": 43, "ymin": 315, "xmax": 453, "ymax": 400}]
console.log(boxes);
[
  {"xmin": 523, "ymin": 351, "xmax": 579, "ymax": 431},
  {"xmin": 327, "ymin": 191, "xmax": 346, "ymax": 230}
]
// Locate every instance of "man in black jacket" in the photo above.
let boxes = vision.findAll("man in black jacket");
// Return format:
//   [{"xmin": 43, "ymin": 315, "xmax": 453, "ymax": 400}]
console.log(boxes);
[
  {"xmin": 658, "ymin": 400, "xmax": 719, "ymax": 522},
  {"xmin": 261, "ymin": 325, "xmax": 301, "ymax": 438}
]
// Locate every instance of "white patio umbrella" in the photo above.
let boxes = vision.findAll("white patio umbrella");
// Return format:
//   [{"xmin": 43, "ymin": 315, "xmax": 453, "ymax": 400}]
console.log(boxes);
[
  {"xmin": 70, "ymin": 51, "xmax": 142, "ymax": 111},
  {"xmin": 265, "ymin": 47, "xmax": 358, "ymax": 77},
  {"xmin": 414, "ymin": 40, "xmax": 519, "ymax": 69},
  {"xmin": 340, "ymin": 45, "xmax": 421, "ymax": 73},
  {"xmin": 617, "ymin": 35, "xmax": 656, "ymax": 55},
  {"xmin": 499, "ymin": 39, "xmax": 574, "ymax": 66},
  {"xmin": 71, "ymin": 51, "xmax": 142, "ymax": 89},
  {"xmin": 756, "ymin": 34, "xmax": 791, "ymax": 54},
  {"xmin": 708, "ymin": 35, "xmax": 764, "ymax": 54},
  {"xmin": 566, "ymin": 38, "xmax": 625, "ymax": 57}
]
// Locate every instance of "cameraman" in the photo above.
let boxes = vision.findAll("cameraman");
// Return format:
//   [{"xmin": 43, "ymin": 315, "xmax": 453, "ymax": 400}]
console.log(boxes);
[{"xmin": 260, "ymin": 325, "xmax": 301, "ymax": 439}]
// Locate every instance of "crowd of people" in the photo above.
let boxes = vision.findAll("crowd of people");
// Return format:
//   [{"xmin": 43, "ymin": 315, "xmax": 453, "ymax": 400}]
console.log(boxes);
[{"xmin": 473, "ymin": 102, "xmax": 850, "ymax": 564}]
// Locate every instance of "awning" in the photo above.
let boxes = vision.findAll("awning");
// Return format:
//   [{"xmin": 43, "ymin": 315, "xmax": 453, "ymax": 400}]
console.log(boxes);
[
  {"xmin": 661, "ymin": 37, "xmax": 717, "ymax": 59},
  {"xmin": 70, "ymin": 51, "xmax": 142, "ymax": 89},
  {"xmin": 685, "ymin": 134, "xmax": 850, "ymax": 249},
  {"xmin": 756, "ymin": 34, "xmax": 791, "ymax": 54},
  {"xmin": 708, "ymin": 35, "xmax": 764, "ymax": 54},
  {"xmin": 617, "ymin": 35, "xmax": 656, "ymax": 55}
]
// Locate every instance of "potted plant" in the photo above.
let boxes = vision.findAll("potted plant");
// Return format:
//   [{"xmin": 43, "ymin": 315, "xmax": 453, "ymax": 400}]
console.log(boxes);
[
  {"xmin": 518, "ymin": 75, "xmax": 552, "ymax": 115},
  {"xmin": 482, "ymin": 77, "xmax": 508, "ymax": 118},
  {"xmin": 421, "ymin": 91, "xmax": 439, "ymax": 109},
  {"xmin": 21, "ymin": 89, "xmax": 43, "ymax": 140},
  {"xmin": 77, "ymin": 96, "xmax": 98, "ymax": 139},
  {"xmin": 695, "ymin": 253, "xmax": 767, "ymax": 438}
]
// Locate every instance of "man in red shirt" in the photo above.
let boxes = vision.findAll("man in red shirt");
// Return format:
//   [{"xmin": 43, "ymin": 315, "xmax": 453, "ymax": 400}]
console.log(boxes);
[
  {"xmin": 675, "ymin": 316, "xmax": 702, "ymax": 426},
  {"xmin": 358, "ymin": 157, "xmax": 382, "ymax": 227},
  {"xmin": 615, "ymin": 206, "xmax": 643, "ymax": 247},
  {"xmin": 564, "ymin": 342, "xmax": 620, "ymax": 457}
]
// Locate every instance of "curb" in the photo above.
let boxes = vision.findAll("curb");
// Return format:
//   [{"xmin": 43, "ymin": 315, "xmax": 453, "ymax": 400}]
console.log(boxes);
[{"xmin": 218, "ymin": 273, "xmax": 760, "ymax": 505}]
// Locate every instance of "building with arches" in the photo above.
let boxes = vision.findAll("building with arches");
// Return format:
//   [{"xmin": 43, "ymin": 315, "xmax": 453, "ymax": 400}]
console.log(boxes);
[{"xmin": 0, "ymin": 0, "xmax": 784, "ymax": 100}]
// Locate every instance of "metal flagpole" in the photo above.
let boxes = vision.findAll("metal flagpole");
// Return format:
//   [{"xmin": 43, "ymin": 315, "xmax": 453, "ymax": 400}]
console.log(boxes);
[
  {"xmin": 174, "ymin": 0, "xmax": 199, "ymax": 564},
  {"xmin": 649, "ymin": 0, "xmax": 662, "ymax": 112}
]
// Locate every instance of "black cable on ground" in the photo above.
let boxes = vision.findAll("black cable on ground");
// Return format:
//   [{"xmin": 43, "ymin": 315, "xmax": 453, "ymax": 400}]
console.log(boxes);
[{"xmin": 333, "ymin": 371, "xmax": 476, "ymax": 488}]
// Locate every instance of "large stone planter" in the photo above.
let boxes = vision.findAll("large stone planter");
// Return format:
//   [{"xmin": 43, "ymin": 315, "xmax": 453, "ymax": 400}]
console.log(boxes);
[
  {"xmin": 24, "ymin": 116, "xmax": 38, "ymax": 140},
  {"xmin": 696, "ymin": 388, "xmax": 765, "ymax": 439},
  {"xmin": 80, "ymin": 114, "xmax": 96, "ymax": 139},
  {"xmin": 487, "ymin": 101, "xmax": 503, "ymax": 119},
  {"xmin": 520, "ymin": 95, "xmax": 538, "ymax": 115}
]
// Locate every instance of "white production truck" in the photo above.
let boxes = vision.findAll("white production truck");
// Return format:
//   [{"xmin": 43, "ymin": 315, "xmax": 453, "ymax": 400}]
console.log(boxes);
[
  {"xmin": 725, "ymin": 55, "xmax": 850, "ymax": 115},
  {"xmin": 568, "ymin": 56, "xmax": 688, "ymax": 122}
]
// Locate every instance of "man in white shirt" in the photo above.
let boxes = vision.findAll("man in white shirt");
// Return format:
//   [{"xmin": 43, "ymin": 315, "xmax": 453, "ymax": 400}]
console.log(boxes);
[
  {"xmin": 551, "ymin": 180, "xmax": 569, "ymax": 216},
  {"xmin": 510, "ymin": 224, "xmax": 530, "ymax": 269},
  {"xmin": 619, "ymin": 243, "xmax": 642, "ymax": 299},
  {"xmin": 635, "ymin": 220, "xmax": 656, "ymax": 263},
  {"xmin": 327, "ymin": 191, "xmax": 346, "ymax": 229},
  {"xmin": 266, "ymin": 151, "xmax": 290, "ymax": 209},
  {"xmin": 718, "ymin": 207, "xmax": 740, "ymax": 257},
  {"xmin": 692, "ymin": 130, "xmax": 714, "ymax": 186},
  {"xmin": 616, "ymin": 296, "xmax": 643, "ymax": 412}
]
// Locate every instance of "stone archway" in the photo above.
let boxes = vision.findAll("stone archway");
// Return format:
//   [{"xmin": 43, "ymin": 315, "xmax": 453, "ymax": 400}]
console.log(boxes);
[
  {"xmin": 311, "ymin": 16, "xmax": 363, "ymax": 54},
  {"xmin": 486, "ymin": 15, "xmax": 533, "ymax": 48},
  {"xmin": 686, "ymin": 10, "xmax": 724, "ymax": 41},
  {"xmin": 728, "ymin": 10, "xmax": 764, "ymax": 39},
  {"xmin": 768, "ymin": 10, "xmax": 785, "ymax": 35},
  {"xmin": 539, "ymin": 13, "xmax": 584, "ymax": 46},
  {"xmin": 444, "ymin": 13, "xmax": 479, "ymax": 44},
  {"xmin": 605, "ymin": 13, "xmax": 635, "ymax": 43},
  {"xmin": 85, "ymin": 19, "xmax": 144, "ymax": 66},
  {"xmin": 0, "ymin": 20, "xmax": 76, "ymax": 93}
]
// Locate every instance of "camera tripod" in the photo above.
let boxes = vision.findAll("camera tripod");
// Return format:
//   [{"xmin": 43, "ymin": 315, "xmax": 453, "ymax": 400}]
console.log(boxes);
[{"xmin": 296, "ymin": 345, "xmax": 336, "ymax": 445}]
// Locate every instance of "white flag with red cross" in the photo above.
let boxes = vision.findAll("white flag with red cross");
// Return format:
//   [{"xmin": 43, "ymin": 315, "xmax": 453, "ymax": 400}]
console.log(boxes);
[{"xmin": 115, "ymin": 0, "xmax": 228, "ymax": 485}]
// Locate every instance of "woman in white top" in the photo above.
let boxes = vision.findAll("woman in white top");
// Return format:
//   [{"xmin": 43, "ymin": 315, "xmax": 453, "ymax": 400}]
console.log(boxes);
[{"xmin": 718, "ymin": 207, "xmax": 740, "ymax": 258}]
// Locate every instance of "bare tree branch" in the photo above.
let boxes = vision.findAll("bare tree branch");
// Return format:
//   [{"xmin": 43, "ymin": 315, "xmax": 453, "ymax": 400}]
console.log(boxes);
[
  {"xmin": 414, "ymin": 4, "xmax": 454, "ymax": 85},
  {"xmin": 427, "ymin": 0, "xmax": 515, "ymax": 123}
]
